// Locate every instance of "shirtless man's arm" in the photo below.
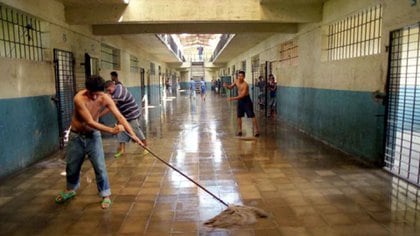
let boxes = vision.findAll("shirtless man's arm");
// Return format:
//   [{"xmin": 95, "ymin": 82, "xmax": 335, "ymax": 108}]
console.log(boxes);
[
  {"xmin": 98, "ymin": 93, "xmax": 112, "ymax": 118},
  {"xmin": 223, "ymin": 80, "xmax": 236, "ymax": 90},
  {"xmin": 73, "ymin": 95, "xmax": 121, "ymax": 134},
  {"xmin": 73, "ymin": 94, "xmax": 143, "ymax": 145}
]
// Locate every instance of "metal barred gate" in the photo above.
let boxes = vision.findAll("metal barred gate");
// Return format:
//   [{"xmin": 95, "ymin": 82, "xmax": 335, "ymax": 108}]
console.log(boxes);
[
  {"xmin": 384, "ymin": 23, "xmax": 420, "ymax": 186},
  {"xmin": 53, "ymin": 49, "xmax": 76, "ymax": 148}
]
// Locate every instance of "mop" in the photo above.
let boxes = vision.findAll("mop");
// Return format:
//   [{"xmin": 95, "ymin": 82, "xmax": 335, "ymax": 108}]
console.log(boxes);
[{"xmin": 124, "ymin": 131, "xmax": 269, "ymax": 228}]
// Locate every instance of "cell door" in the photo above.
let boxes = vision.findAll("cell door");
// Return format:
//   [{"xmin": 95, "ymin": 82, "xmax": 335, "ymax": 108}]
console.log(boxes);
[
  {"xmin": 251, "ymin": 57, "xmax": 260, "ymax": 111},
  {"xmin": 53, "ymin": 49, "xmax": 76, "ymax": 148},
  {"xmin": 384, "ymin": 23, "xmax": 420, "ymax": 186},
  {"xmin": 140, "ymin": 68, "xmax": 146, "ymax": 99},
  {"xmin": 260, "ymin": 62, "xmax": 272, "ymax": 117}
]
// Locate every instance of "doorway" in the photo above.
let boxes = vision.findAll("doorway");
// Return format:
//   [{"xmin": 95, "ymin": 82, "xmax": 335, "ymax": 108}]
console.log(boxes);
[
  {"xmin": 384, "ymin": 23, "xmax": 420, "ymax": 186},
  {"xmin": 53, "ymin": 49, "xmax": 76, "ymax": 148}
]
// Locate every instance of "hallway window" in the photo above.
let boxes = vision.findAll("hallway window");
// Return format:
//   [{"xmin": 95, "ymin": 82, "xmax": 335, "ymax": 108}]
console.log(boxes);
[
  {"xmin": 101, "ymin": 43, "xmax": 120, "ymax": 70},
  {"xmin": 279, "ymin": 39, "xmax": 298, "ymax": 65},
  {"xmin": 241, "ymin": 60, "xmax": 246, "ymax": 72},
  {"xmin": 327, "ymin": 4, "xmax": 382, "ymax": 61},
  {"xmin": 130, "ymin": 55, "xmax": 138, "ymax": 73},
  {"xmin": 0, "ymin": 3, "xmax": 43, "ymax": 61},
  {"xmin": 150, "ymin": 62, "xmax": 155, "ymax": 75}
]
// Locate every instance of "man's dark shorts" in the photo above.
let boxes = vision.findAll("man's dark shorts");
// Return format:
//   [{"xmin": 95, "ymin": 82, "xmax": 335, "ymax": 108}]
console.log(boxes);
[{"xmin": 237, "ymin": 95, "xmax": 255, "ymax": 118}]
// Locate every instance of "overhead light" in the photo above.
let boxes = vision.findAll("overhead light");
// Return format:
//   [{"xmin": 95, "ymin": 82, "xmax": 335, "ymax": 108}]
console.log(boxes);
[{"xmin": 123, "ymin": 0, "xmax": 130, "ymax": 4}]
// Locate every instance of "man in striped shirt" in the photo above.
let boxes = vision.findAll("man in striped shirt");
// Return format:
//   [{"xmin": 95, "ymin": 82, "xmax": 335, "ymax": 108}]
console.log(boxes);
[{"xmin": 104, "ymin": 80, "xmax": 147, "ymax": 158}]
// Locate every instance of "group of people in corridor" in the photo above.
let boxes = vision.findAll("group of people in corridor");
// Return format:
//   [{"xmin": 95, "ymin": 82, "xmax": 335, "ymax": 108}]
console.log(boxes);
[{"xmin": 55, "ymin": 70, "xmax": 275, "ymax": 208}]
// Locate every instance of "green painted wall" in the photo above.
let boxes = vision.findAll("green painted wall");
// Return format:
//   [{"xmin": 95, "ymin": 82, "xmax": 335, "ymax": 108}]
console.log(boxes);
[{"xmin": 277, "ymin": 86, "xmax": 385, "ymax": 165}]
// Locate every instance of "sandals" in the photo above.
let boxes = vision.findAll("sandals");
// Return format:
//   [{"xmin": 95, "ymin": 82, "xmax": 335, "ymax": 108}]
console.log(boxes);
[
  {"xmin": 101, "ymin": 198, "xmax": 112, "ymax": 209},
  {"xmin": 114, "ymin": 151, "xmax": 124, "ymax": 159},
  {"xmin": 55, "ymin": 191, "xmax": 112, "ymax": 209},
  {"xmin": 55, "ymin": 191, "xmax": 76, "ymax": 204},
  {"xmin": 236, "ymin": 131, "xmax": 260, "ymax": 137}
]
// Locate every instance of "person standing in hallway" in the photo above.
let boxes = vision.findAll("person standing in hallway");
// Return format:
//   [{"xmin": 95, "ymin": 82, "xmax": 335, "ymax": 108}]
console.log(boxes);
[
  {"xmin": 268, "ymin": 74, "xmax": 277, "ymax": 117},
  {"xmin": 200, "ymin": 77, "xmax": 207, "ymax": 101},
  {"xmin": 189, "ymin": 78, "xmax": 196, "ymax": 98},
  {"xmin": 110, "ymin": 71, "xmax": 122, "ymax": 85},
  {"xmin": 256, "ymin": 75, "xmax": 266, "ymax": 110},
  {"xmin": 165, "ymin": 79, "xmax": 171, "ymax": 95},
  {"xmin": 104, "ymin": 80, "xmax": 148, "ymax": 158},
  {"xmin": 224, "ymin": 70, "xmax": 260, "ymax": 137},
  {"xmin": 55, "ymin": 75, "xmax": 142, "ymax": 209}
]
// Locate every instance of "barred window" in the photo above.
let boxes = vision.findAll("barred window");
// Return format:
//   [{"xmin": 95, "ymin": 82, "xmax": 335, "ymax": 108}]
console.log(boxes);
[
  {"xmin": 327, "ymin": 4, "xmax": 382, "ymax": 61},
  {"xmin": 150, "ymin": 62, "xmax": 155, "ymax": 75},
  {"xmin": 101, "ymin": 43, "xmax": 120, "ymax": 70},
  {"xmin": 130, "ymin": 55, "xmax": 138, "ymax": 73},
  {"xmin": 279, "ymin": 39, "xmax": 298, "ymax": 65},
  {"xmin": 241, "ymin": 60, "xmax": 246, "ymax": 72},
  {"xmin": 0, "ymin": 4, "xmax": 43, "ymax": 61}
]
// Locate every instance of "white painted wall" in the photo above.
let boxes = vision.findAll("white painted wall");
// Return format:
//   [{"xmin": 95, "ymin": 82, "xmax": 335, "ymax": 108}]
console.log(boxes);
[
  {"xmin": 225, "ymin": 0, "xmax": 420, "ymax": 93},
  {"xmin": 0, "ymin": 0, "xmax": 171, "ymax": 99}
]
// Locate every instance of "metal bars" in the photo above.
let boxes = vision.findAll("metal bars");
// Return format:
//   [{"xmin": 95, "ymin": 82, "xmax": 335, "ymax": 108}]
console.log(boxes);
[
  {"xmin": 279, "ymin": 39, "xmax": 298, "ymax": 65},
  {"xmin": 53, "ymin": 49, "xmax": 76, "ymax": 148},
  {"xmin": 0, "ymin": 4, "xmax": 43, "ymax": 61},
  {"xmin": 327, "ymin": 4, "xmax": 382, "ymax": 61},
  {"xmin": 390, "ymin": 178, "xmax": 420, "ymax": 226},
  {"xmin": 385, "ymin": 23, "xmax": 420, "ymax": 187},
  {"xmin": 130, "ymin": 55, "xmax": 139, "ymax": 73},
  {"xmin": 241, "ymin": 60, "xmax": 246, "ymax": 72},
  {"xmin": 101, "ymin": 43, "xmax": 120, "ymax": 70},
  {"xmin": 150, "ymin": 62, "xmax": 155, "ymax": 75},
  {"xmin": 251, "ymin": 55, "xmax": 262, "ymax": 111}
]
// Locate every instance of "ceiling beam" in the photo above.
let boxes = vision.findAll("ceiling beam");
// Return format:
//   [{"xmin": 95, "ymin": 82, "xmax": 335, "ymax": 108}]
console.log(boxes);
[
  {"xmin": 64, "ymin": 0, "xmax": 322, "ymax": 25},
  {"xmin": 93, "ymin": 22, "xmax": 297, "ymax": 35},
  {"xmin": 59, "ymin": 0, "xmax": 128, "ymax": 6}
]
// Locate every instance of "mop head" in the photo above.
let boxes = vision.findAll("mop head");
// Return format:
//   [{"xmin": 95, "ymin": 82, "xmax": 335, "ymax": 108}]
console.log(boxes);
[{"xmin": 204, "ymin": 204, "xmax": 268, "ymax": 228}]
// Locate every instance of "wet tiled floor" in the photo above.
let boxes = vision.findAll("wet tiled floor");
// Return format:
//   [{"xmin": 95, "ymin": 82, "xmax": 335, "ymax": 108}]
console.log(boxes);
[{"xmin": 1, "ymin": 92, "xmax": 420, "ymax": 235}]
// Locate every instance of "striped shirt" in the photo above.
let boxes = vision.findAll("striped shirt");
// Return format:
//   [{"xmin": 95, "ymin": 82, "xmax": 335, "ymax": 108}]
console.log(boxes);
[{"xmin": 112, "ymin": 84, "xmax": 141, "ymax": 121}]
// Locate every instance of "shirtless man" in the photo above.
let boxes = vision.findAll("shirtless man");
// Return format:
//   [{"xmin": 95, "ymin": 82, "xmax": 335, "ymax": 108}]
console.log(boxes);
[
  {"xmin": 224, "ymin": 71, "xmax": 260, "ymax": 137},
  {"xmin": 55, "ymin": 75, "xmax": 142, "ymax": 209}
]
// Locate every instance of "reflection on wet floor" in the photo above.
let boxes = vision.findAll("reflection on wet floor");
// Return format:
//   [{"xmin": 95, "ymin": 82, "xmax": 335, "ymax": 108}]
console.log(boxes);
[{"xmin": 0, "ymin": 93, "xmax": 420, "ymax": 235}]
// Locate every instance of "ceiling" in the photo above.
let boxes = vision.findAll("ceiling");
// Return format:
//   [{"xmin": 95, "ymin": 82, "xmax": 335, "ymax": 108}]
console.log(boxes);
[
  {"xmin": 58, "ymin": 0, "xmax": 126, "ymax": 6},
  {"xmin": 259, "ymin": 0, "xmax": 325, "ymax": 4},
  {"xmin": 57, "ymin": 0, "xmax": 325, "ymax": 67},
  {"xmin": 213, "ymin": 33, "xmax": 276, "ymax": 63},
  {"xmin": 122, "ymin": 34, "xmax": 182, "ymax": 63},
  {"xmin": 178, "ymin": 34, "xmax": 221, "ymax": 47}
]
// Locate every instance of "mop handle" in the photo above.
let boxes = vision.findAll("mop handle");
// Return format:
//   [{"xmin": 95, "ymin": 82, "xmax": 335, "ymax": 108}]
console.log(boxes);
[{"xmin": 125, "ymin": 131, "xmax": 229, "ymax": 207}]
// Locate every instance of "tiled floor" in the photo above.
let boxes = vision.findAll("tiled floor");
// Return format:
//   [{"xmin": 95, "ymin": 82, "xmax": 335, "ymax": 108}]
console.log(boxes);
[{"xmin": 0, "ymin": 92, "xmax": 420, "ymax": 235}]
